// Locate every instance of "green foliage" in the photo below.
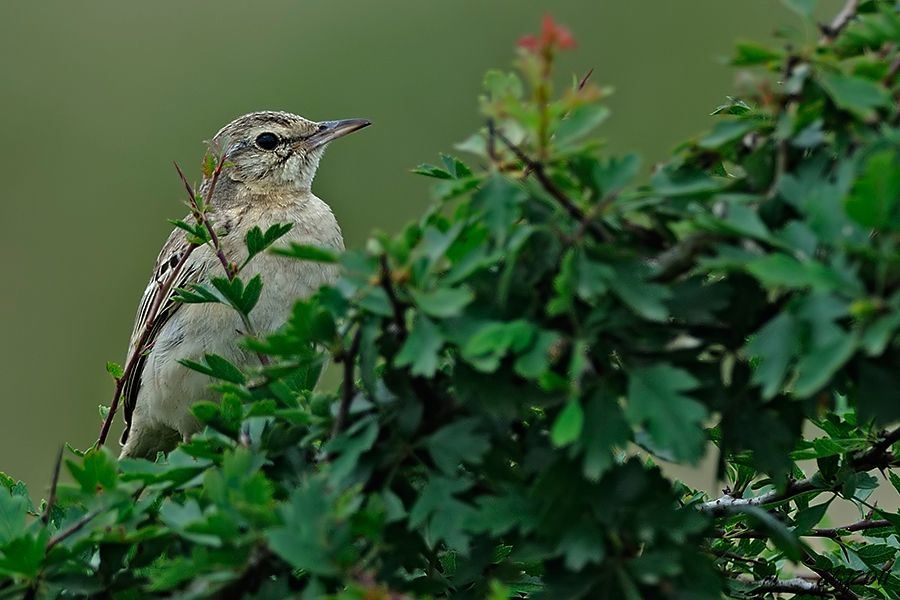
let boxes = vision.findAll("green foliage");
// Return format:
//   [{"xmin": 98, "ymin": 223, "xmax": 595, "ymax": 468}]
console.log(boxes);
[{"xmin": 3, "ymin": 5, "xmax": 900, "ymax": 598}]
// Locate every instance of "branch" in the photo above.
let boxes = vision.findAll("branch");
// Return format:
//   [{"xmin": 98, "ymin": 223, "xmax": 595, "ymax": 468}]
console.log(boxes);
[
  {"xmin": 493, "ymin": 128, "xmax": 611, "ymax": 242},
  {"xmin": 379, "ymin": 254, "xmax": 408, "ymax": 338},
  {"xmin": 803, "ymin": 553, "xmax": 860, "ymax": 600},
  {"xmin": 810, "ymin": 519, "xmax": 892, "ymax": 539},
  {"xmin": 45, "ymin": 508, "xmax": 102, "ymax": 552},
  {"xmin": 97, "ymin": 240, "xmax": 198, "ymax": 446},
  {"xmin": 820, "ymin": 0, "xmax": 859, "ymax": 43},
  {"xmin": 173, "ymin": 158, "xmax": 234, "ymax": 278},
  {"xmin": 40, "ymin": 446, "xmax": 64, "ymax": 525},
  {"xmin": 331, "ymin": 327, "xmax": 362, "ymax": 438},
  {"xmin": 746, "ymin": 577, "xmax": 830, "ymax": 597},
  {"xmin": 700, "ymin": 427, "xmax": 899, "ymax": 514}
]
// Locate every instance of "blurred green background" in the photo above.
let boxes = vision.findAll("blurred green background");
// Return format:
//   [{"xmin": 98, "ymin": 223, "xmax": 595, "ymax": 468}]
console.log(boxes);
[{"xmin": 0, "ymin": 1, "xmax": 840, "ymax": 492}]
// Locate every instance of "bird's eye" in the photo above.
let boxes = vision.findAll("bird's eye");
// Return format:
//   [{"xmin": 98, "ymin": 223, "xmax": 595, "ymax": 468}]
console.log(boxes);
[{"xmin": 255, "ymin": 132, "xmax": 280, "ymax": 150}]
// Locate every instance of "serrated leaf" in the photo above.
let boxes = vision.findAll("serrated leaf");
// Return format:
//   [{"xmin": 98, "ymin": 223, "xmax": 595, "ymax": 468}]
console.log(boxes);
[
  {"xmin": 819, "ymin": 71, "xmax": 892, "ymax": 120},
  {"xmin": 626, "ymin": 365, "xmax": 707, "ymax": 462},
  {"xmin": 410, "ymin": 286, "xmax": 474, "ymax": 318},
  {"xmin": 395, "ymin": 315, "xmax": 443, "ymax": 377},
  {"xmin": 270, "ymin": 243, "xmax": 338, "ymax": 263},
  {"xmin": 551, "ymin": 400, "xmax": 584, "ymax": 447},
  {"xmin": 554, "ymin": 104, "xmax": 610, "ymax": 147}
]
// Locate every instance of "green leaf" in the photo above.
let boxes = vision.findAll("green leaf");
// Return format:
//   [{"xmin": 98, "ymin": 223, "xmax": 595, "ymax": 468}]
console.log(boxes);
[
  {"xmin": 604, "ymin": 264, "xmax": 671, "ymax": 321},
  {"xmin": 746, "ymin": 312, "xmax": 799, "ymax": 399},
  {"xmin": 697, "ymin": 119, "xmax": 757, "ymax": 149},
  {"xmin": 461, "ymin": 320, "xmax": 535, "ymax": 372},
  {"xmin": 270, "ymin": 243, "xmax": 338, "ymax": 263},
  {"xmin": 105, "ymin": 361, "xmax": 124, "ymax": 379},
  {"xmin": 732, "ymin": 41, "xmax": 783, "ymax": 66},
  {"xmin": 412, "ymin": 163, "xmax": 453, "ymax": 179},
  {"xmin": 179, "ymin": 353, "xmax": 246, "ymax": 384},
  {"xmin": 844, "ymin": 149, "xmax": 900, "ymax": 229},
  {"xmin": 410, "ymin": 286, "xmax": 475, "ymax": 318},
  {"xmin": 781, "ymin": 0, "xmax": 817, "ymax": 18},
  {"xmin": 626, "ymin": 365, "xmax": 707, "ymax": 462},
  {"xmin": 440, "ymin": 153, "xmax": 473, "ymax": 179},
  {"xmin": 554, "ymin": 104, "xmax": 610, "ymax": 147},
  {"xmin": 267, "ymin": 478, "xmax": 339, "ymax": 576},
  {"xmin": 0, "ymin": 488, "xmax": 27, "ymax": 546},
  {"xmin": 426, "ymin": 419, "xmax": 491, "ymax": 474},
  {"xmin": 734, "ymin": 505, "xmax": 803, "ymax": 560},
  {"xmin": 395, "ymin": 314, "xmax": 443, "ymax": 377},
  {"xmin": 819, "ymin": 71, "xmax": 892, "ymax": 119},
  {"xmin": 592, "ymin": 153, "xmax": 642, "ymax": 195},
  {"xmin": 240, "ymin": 274, "xmax": 263, "ymax": 314},
  {"xmin": 551, "ymin": 400, "xmax": 584, "ymax": 447},
  {"xmin": 244, "ymin": 223, "xmax": 294, "ymax": 264},
  {"xmin": 67, "ymin": 447, "xmax": 118, "ymax": 494}
]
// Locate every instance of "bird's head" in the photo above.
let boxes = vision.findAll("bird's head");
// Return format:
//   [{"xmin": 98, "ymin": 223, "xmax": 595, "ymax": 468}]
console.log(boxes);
[{"xmin": 211, "ymin": 110, "xmax": 370, "ymax": 192}]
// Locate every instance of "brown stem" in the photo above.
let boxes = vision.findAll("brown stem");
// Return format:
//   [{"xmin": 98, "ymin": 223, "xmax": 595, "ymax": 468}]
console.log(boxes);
[
  {"xmin": 379, "ymin": 254, "xmax": 408, "ymax": 338},
  {"xmin": 97, "ymin": 243, "xmax": 197, "ymax": 446},
  {"xmin": 45, "ymin": 508, "xmax": 102, "ymax": 552},
  {"xmin": 493, "ymin": 128, "xmax": 611, "ymax": 242},
  {"xmin": 331, "ymin": 327, "xmax": 362, "ymax": 438},
  {"xmin": 173, "ymin": 158, "xmax": 234, "ymax": 278},
  {"xmin": 40, "ymin": 446, "xmax": 64, "ymax": 525}
]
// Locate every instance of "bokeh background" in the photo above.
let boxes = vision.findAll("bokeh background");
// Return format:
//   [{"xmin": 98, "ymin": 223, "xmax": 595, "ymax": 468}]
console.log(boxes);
[{"xmin": 0, "ymin": 1, "xmax": 844, "ymax": 494}]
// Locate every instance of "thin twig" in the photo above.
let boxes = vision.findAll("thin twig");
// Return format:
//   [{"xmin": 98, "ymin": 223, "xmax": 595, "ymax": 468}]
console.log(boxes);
[
  {"xmin": 821, "ymin": 0, "xmax": 860, "ymax": 43},
  {"xmin": 803, "ymin": 553, "xmax": 859, "ymax": 600},
  {"xmin": 97, "ymin": 152, "xmax": 248, "ymax": 446},
  {"xmin": 379, "ymin": 254, "xmax": 408, "ymax": 338},
  {"xmin": 45, "ymin": 508, "xmax": 102, "ymax": 552},
  {"xmin": 331, "ymin": 327, "xmax": 362, "ymax": 438},
  {"xmin": 493, "ymin": 128, "xmax": 611, "ymax": 242},
  {"xmin": 577, "ymin": 68, "xmax": 594, "ymax": 91},
  {"xmin": 701, "ymin": 427, "xmax": 899, "ymax": 514},
  {"xmin": 97, "ymin": 243, "xmax": 198, "ymax": 446},
  {"xmin": 173, "ymin": 159, "xmax": 235, "ymax": 278},
  {"xmin": 811, "ymin": 519, "xmax": 892, "ymax": 539},
  {"xmin": 40, "ymin": 446, "xmax": 64, "ymax": 526}
]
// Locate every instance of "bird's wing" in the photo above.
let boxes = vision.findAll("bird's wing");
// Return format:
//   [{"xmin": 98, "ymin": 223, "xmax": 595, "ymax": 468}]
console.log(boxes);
[{"xmin": 120, "ymin": 225, "xmax": 205, "ymax": 443}]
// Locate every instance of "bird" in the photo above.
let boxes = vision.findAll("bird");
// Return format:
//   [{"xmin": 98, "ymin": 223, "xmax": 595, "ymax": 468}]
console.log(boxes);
[{"xmin": 118, "ymin": 110, "xmax": 370, "ymax": 459}]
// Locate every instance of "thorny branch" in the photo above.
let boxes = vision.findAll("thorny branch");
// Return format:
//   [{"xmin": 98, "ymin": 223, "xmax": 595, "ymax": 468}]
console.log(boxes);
[
  {"xmin": 174, "ymin": 159, "xmax": 236, "ymax": 279},
  {"xmin": 96, "ymin": 155, "xmax": 228, "ymax": 447},
  {"xmin": 174, "ymin": 159, "xmax": 270, "ymax": 366},
  {"xmin": 493, "ymin": 127, "xmax": 611, "ymax": 242},
  {"xmin": 331, "ymin": 327, "xmax": 362, "ymax": 438},
  {"xmin": 40, "ymin": 446, "xmax": 63, "ymax": 526}
]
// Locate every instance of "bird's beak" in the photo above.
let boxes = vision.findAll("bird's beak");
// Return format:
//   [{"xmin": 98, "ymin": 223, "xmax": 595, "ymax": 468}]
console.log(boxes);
[{"xmin": 306, "ymin": 118, "xmax": 371, "ymax": 149}]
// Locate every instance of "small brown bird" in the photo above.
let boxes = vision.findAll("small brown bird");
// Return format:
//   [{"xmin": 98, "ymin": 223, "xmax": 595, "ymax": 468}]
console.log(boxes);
[{"xmin": 119, "ymin": 111, "xmax": 369, "ymax": 459}]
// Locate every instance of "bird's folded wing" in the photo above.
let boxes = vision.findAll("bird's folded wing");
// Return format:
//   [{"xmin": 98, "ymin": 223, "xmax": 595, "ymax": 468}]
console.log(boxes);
[{"xmin": 120, "ymin": 226, "xmax": 203, "ymax": 442}]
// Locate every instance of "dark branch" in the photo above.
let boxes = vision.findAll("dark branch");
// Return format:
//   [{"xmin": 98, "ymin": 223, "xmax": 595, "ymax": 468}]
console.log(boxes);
[
  {"xmin": 810, "ymin": 519, "xmax": 892, "ymax": 539},
  {"xmin": 40, "ymin": 445, "xmax": 64, "ymax": 526},
  {"xmin": 493, "ymin": 128, "xmax": 611, "ymax": 242},
  {"xmin": 45, "ymin": 508, "xmax": 102, "ymax": 552},
  {"xmin": 331, "ymin": 327, "xmax": 362, "ymax": 438},
  {"xmin": 97, "ymin": 241, "xmax": 197, "ymax": 447},
  {"xmin": 379, "ymin": 254, "xmax": 408, "ymax": 338},
  {"xmin": 173, "ymin": 158, "xmax": 234, "ymax": 278}
]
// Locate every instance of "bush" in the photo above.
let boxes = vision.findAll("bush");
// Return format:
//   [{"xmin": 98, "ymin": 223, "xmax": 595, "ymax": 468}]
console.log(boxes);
[{"xmin": 3, "ymin": 3, "xmax": 900, "ymax": 598}]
